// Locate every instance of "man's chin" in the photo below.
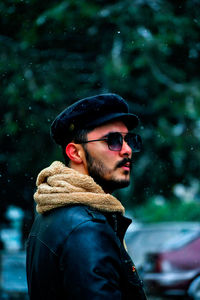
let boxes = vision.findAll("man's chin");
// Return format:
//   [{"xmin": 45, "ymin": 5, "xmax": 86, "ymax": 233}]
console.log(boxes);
[
  {"xmin": 114, "ymin": 180, "xmax": 130, "ymax": 189},
  {"xmin": 98, "ymin": 178, "xmax": 130, "ymax": 193}
]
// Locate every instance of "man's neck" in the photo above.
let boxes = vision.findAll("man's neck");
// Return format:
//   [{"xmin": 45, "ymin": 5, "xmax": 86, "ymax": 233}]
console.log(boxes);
[{"xmin": 69, "ymin": 161, "xmax": 89, "ymax": 176}]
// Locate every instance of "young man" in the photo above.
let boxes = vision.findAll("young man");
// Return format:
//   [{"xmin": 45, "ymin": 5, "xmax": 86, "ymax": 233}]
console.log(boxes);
[{"xmin": 26, "ymin": 93, "xmax": 147, "ymax": 299}]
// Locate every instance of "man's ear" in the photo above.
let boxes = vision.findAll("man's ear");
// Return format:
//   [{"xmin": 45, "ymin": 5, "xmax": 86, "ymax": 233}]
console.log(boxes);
[{"xmin": 65, "ymin": 143, "xmax": 83, "ymax": 164}]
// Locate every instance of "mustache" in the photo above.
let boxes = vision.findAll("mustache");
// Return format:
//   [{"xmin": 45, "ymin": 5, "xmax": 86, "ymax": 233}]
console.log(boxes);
[{"xmin": 115, "ymin": 158, "xmax": 133, "ymax": 169}]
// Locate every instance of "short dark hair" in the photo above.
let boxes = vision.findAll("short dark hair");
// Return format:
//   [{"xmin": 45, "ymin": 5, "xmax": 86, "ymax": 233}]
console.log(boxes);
[{"xmin": 62, "ymin": 128, "xmax": 91, "ymax": 166}]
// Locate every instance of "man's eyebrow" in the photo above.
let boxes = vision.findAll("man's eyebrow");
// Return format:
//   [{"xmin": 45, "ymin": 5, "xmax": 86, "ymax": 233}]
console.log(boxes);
[
  {"xmin": 102, "ymin": 131, "xmax": 128, "ymax": 137},
  {"xmin": 101, "ymin": 131, "xmax": 115, "ymax": 138},
  {"xmin": 101, "ymin": 131, "xmax": 118, "ymax": 138}
]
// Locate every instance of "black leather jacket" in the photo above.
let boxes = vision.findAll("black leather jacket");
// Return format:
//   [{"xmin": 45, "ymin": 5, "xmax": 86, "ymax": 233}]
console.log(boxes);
[{"xmin": 26, "ymin": 205, "xmax": 147, "ymax": 299}]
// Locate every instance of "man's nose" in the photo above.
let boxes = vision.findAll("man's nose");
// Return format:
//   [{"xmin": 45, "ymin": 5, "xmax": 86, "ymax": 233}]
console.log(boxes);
[{"xmin": 119, "ymin": 140, "xmax": 132, "ymax": 157}]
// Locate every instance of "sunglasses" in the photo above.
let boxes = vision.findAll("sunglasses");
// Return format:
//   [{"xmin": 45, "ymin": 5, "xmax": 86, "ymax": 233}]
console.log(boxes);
[{"xmin": 79, "ymin": 132, "xmax": 142, "ymax": 152}]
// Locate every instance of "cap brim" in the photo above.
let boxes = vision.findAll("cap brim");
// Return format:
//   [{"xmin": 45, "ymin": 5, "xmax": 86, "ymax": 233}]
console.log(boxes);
[{"xmin": 85, "ymin": 112, "xmax": 139, "ymax": 130}]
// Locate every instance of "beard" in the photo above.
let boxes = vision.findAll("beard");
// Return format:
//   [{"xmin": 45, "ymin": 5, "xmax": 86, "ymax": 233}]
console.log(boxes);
[{"xmin": 84, "ymin": 147, "xmax": 130, "ymax": 193}]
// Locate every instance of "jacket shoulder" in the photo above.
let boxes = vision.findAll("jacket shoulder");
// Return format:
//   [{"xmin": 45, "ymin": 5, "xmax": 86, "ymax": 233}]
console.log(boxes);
[
  {"xmin": 28, "ymin": 206, "xmax": 107, "ymax": 255},
  {"xmin": 46, "ymin": 205, "xmax": 107, "ymax": 228}
]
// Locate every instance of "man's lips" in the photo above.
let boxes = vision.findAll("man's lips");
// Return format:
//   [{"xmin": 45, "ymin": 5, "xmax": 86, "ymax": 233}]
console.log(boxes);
[
  {"xmin": 122, "ymin": 162, "xmax": 131, "ymax": 169},
  {"xmin": 121, "ymin": 163, "xmax": 131, "ymax": 172},
  {"xmin": 116, "ymin": 158, "xmax": 132, "ymax": 170}
]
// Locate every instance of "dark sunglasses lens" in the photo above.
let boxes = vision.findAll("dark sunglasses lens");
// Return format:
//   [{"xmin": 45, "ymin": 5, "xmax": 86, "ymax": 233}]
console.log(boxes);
[
  {"xmin": 125, "ymin": 133, "xmax": 142, "ymax": 152},
  {"xmin": 107, "ymin": 133, "xmax": 123, "ymax": 151}
]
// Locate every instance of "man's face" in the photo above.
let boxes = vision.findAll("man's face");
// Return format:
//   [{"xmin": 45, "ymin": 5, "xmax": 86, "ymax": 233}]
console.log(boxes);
[{"xmin": 83, "ymin": 121, "xmax": 133, "ymax": 193}]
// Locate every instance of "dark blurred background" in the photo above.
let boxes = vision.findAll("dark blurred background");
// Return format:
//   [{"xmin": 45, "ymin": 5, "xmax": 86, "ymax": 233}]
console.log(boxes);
[{"xmin": 1, "ymin": 1, "xmax": 200, "ymax": 298}]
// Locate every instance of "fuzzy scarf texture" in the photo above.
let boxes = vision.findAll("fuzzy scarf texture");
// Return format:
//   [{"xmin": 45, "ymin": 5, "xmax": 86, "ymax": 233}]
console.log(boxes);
[{"xmin": 34, "ymin": 161, "xmax": 125, "ymax": 215}]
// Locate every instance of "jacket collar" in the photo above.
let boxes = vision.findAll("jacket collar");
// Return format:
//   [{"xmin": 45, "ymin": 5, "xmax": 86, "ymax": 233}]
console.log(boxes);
[{"xmin": 105, "ymin": 212, "xmax": 132, "ymax": 242}]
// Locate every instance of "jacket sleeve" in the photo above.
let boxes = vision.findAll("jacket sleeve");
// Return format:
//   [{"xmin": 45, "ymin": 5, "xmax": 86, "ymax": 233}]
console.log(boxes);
[{"xmin": 59, "ymin": 219, "xmax": 123, "ymax": 299}]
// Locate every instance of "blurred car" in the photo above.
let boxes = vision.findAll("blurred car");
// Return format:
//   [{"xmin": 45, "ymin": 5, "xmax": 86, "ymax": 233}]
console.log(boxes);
[
  {"xmin": 135, "ymin": 223, "xmax": 200, "ymax": 299},
  {"xmin": 126, "ymin": 222, "xmax": 200, "ymax": 268}
]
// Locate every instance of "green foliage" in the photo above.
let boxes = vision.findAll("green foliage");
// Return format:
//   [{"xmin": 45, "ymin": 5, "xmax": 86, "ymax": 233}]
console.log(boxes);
[
  {"xmin": 133, "ymin": 197, "xmax": 200, "ymax": 223},
  {"xmin": 1, "ymin": 0, "xmax": 200, "ymax": 225}
]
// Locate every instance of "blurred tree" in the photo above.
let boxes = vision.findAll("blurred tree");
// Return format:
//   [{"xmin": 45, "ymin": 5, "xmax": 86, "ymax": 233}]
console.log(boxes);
[{"xmin": 1, "ymin": 0, "xmax": 200, "ymax": 230}]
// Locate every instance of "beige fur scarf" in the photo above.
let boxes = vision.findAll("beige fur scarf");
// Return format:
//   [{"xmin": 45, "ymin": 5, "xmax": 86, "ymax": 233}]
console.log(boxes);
[{"xmin": 34, "ymin": 161, "xmax": 125, "ymax": 214}]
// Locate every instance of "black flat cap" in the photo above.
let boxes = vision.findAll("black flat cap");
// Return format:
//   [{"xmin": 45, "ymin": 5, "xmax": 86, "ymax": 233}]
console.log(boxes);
[{"xmin": 51, "ymin": 93, "xmax": 139, "ymax": 146}]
